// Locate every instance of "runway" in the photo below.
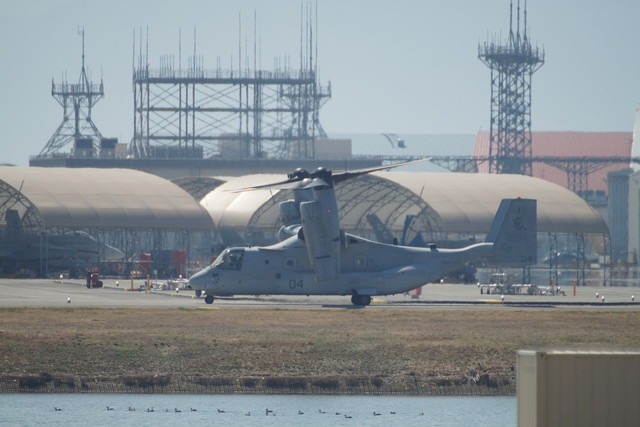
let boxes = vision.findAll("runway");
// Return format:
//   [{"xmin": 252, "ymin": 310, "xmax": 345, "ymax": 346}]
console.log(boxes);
[{"xmin": 1, "ymin": 278, "xmax": 639, "ymax": 311}]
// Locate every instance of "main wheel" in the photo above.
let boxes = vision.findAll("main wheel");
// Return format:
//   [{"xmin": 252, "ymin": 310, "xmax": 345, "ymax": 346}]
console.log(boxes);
[
  {"xmin": 195, "ymin": 289, "xmax": 202, "ymax": 297},
  {"xmin": 351, "ymin": 295, "xmax": 371, "ymax": 306},
  {"xmin": 204, "ymin": 295, "xmax": 214, "ymax": 304}
]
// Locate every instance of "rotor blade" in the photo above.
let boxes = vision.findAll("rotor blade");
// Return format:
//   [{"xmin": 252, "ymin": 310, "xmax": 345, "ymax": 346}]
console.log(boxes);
[
  {"xmin": 332, "ymin": 158, "xmax": 430, "ymax": 184},
  {"xmin": 229, "ymin": 158, "xmax": 429, "ymax": 192},
  {"xmin": 231, "ymin": 177, "xmax": 329, "ymax": 192},
  {"xmin": 233, "ymin": 177, "xmax": 302, "ymax": 191}
]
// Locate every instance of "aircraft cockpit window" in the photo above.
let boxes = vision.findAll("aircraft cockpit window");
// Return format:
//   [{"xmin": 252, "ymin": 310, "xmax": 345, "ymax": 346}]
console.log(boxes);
[
  {"xmin": 212, "ymin": 255, "xmax": 225, "ymax": 268},
  {"xmin": 224, "ymin": 250, "xmax": 244, "ymax": 271}
]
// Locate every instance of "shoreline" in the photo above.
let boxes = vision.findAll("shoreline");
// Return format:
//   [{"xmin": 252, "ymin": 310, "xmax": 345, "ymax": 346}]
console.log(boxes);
[{"xmin": 0, "ymin": 373, "xmax": 514, "ymax": 396}]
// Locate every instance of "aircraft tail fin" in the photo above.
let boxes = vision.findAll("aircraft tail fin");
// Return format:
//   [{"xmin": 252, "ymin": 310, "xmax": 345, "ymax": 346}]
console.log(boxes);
[
  {"xmin": 366, "ymin": 213, "xmax": 395, "ymax": 244},
  {"xmin": 3, "ymin": 210, "xmax": 25, "ymax": 243},
  {"xmin": 485, "ymin": 198, "xmax": 537, "ymax": 267}
]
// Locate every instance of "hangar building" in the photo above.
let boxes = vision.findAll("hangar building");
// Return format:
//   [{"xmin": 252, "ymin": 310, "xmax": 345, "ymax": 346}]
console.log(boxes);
[
  {"xmin": 0, "ymin": 166, "xmax": 610, "ymax": 285},
  {"xmin": 0, "ymin": 167, "xmax": 214, "ymax": 277}
]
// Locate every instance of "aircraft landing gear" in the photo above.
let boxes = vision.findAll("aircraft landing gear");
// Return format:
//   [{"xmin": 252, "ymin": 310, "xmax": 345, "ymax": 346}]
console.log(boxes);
[
  {"xmin": 204, "ymin": 295, "xmax": 214, "ymax": 304},
  {"xmin": 351, "ymin": 295, "xmax": 371, "ymax": 306},
  {"xmin": 195, "ymin": 289, "xmax": 202, "ymax": 297}
]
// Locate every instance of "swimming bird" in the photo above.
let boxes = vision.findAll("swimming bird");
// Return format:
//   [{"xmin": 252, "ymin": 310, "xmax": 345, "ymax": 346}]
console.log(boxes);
[{"xmin": 217, "ymin": 409, "xmax": 225, "ymax": 413}]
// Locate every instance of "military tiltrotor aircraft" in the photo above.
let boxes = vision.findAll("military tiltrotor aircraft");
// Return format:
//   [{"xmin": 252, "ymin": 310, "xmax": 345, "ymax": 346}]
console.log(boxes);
[{"xmin": 189, "ymin": 162, "xmax": 537, "ymax": 306}]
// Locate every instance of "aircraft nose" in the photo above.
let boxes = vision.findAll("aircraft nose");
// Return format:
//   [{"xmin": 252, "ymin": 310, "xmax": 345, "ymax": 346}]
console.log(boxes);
[{"xmin": 189, "ymin": 267, "xmax": 211, "ymax": 289}]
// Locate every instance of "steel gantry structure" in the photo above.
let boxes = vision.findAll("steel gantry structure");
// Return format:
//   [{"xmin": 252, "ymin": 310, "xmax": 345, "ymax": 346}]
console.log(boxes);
[
  {"xmin": 38, "ymin": 30, "xmax": 106, "ymax": 159},
  {"xmin": 478, "ymin": 0, "xmax": 544, "ymax": 175},
  {"xmin": 130, "ymin": 60, "xmax": 331, "ymax": 161}
]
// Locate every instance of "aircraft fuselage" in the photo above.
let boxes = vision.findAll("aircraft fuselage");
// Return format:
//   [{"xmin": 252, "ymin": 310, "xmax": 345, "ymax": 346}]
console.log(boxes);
[{"xmin": 189, "ymin": 233, "xmax": 492, "ymax": 298}]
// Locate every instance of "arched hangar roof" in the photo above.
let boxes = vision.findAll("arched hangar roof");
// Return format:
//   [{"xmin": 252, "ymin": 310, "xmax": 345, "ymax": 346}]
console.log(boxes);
[
  {"xmin": 201, "ymin": 171, "xmax": 607, "ymax": 236},
  {"xmin": 200, "ymin": 174, "xmax": 283, "ymax": 228},
  {"xmin": 372, "ymin": 172, "xmax": 608, "ymax": 234},
  {"xmin": 0, "ymin": 167, "xmax": 214, "ymax": 230}
]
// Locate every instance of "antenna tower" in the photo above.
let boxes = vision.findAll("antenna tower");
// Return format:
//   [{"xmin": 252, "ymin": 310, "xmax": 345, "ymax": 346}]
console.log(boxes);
[
  {"xmin": 39, "ymin": 29, "xmax": 105, "ymax": 158},
  {"xmin": 478, "ymin": 0, "xmax": 544, "ymax": 175},
  {"xmin": 130, "ymin": 4, "xmax": 330, "ymax": 161}
]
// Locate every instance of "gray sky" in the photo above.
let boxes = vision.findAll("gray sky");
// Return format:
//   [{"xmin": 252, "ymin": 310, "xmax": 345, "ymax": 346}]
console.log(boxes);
[{"xmin": 1, "ymin": 0, "xmax": 639, "ymax": 166}]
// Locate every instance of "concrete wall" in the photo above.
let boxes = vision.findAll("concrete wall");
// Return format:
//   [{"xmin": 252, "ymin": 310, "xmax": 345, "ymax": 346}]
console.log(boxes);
[{"xmin": 517, "ymin": 348, "xmax": 640, "ymax": 427}]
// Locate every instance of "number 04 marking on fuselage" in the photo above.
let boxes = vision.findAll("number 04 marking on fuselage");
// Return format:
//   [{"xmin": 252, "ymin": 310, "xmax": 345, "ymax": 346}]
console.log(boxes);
[{"xmin": 288, "ymin": 279, "xmax": 303, "ymax": 289}]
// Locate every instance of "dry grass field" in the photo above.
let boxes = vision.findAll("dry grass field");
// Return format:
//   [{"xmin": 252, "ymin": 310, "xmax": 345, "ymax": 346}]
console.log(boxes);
[{"xmin": 2, "ymin": 308, "xmax": 639, "ymax": 394}]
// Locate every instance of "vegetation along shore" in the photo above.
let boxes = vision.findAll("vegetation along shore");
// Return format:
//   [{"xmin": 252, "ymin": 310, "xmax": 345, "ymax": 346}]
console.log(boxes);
[{"xmin": 2, "ymin": 308, "xmax": 639, "ymax": 395}]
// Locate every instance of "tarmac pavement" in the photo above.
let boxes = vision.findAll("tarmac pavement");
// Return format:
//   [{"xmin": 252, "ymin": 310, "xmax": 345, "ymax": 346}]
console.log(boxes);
[{"xmin": 1, "ymin": 278, "xmax": 639, "ymax": 311}]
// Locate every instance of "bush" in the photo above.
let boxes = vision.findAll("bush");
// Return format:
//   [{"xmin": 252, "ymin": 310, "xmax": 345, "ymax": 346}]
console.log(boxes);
[
  {"xmin": 345, "ymin": 376, "xmax": 368, "ymax": 388},
  {"xmin": 121, "ymin": 375, "xmax": 170, "ymax": 388},
  {"xmin": 311, "ymin": 378, "xmax": 340, "ymax": 390},
  {"xmin": 18, "ymin": 376, "xmax": 49, "ymax": 389},
  {"xmin": 195, "ymin": 377, "xmax": 233, "ymax": 387},
  {"xmin": 477, "ymin": 374, "xmax": 498, "ymax": 388},
  {"xmin": 263, "ymin": 376, "xmax": 308, "ymax": 390},
  {"xmin": 371, "ymin": 377, "xmax": 384, "ymax": 388},
  {"xmin": 53, "ymin": 376, "xmax": 75, "ymax": 388},
  {"xmin": 240, "ymin": 378, "xmax": 259, "ymax": 388}
]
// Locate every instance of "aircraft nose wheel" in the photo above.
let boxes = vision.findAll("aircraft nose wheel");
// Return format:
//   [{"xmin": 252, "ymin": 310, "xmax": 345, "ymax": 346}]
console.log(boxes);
[
  {"xmin": 351, "ymin": 295, "xmax": 371, "ymax": 306},
  {"xmin": 204, "ymin": 295, "xmax": 214, "ymax": 304}
]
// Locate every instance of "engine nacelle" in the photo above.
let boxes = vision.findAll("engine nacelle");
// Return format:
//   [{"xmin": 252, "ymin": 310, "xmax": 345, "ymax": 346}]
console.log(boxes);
[
  {"xmin": 300, "ymin": 199, "xmax": 340, "ymax": 281},
  {"xmin": 279, "ymin": 200, "xmax": 300, "ymax": 225}
]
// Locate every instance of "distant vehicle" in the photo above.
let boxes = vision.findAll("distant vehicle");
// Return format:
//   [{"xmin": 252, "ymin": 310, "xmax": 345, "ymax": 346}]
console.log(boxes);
[
  {"xmin": 189, "ymin": 162, "xmax": 537, "ymax": 306},
  {"xmin": 85, "ymin": 269, "xmax": 103, "ymax": 288},
  {"xmin": 542, "ymin": 252, "xmax": 598, "ymax": 267},
  {"xmin": 0, "ymin": 209, "xmax": 125, "ymax": 274}
]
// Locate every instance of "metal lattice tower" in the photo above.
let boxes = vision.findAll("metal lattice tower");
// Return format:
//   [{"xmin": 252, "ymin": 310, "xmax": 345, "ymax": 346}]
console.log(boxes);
[
  {"xmin": 131, "ymin": 19, "xmax": 331, "ymax": 161},
  {"xmin": 478, "ymin": 0, "xmax": 544, "ymax": 175},
  {"xmin": 39, "ymin": 29, "xmax": 105, "ymax": 158},
  {"xmin": 131, "ymin": 64, "xmax": 330, "ymax": 160}
]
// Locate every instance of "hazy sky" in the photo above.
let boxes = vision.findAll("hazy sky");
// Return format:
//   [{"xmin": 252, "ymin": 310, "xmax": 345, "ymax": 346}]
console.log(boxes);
[{"xmin": 1, "ymin": 0, "xmax": 639, "ymax": 166}]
